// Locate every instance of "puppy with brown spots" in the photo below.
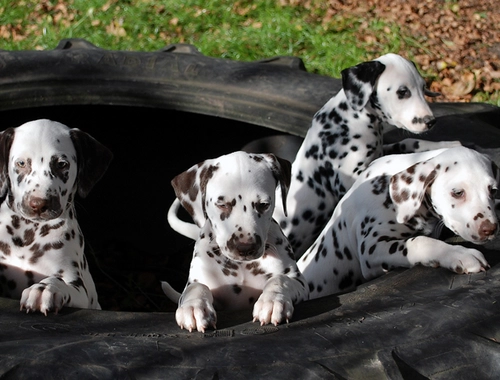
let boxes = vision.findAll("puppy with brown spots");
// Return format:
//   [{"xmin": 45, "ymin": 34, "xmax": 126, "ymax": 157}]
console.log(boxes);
[
  {"xmin": 0, "ymin": 119, "xmax": 112, "ymax": 314},
  {"xmin": 164, "ymin": 151, "xmax": 308, "ymax": 332},
  {"xmin": 298, "ymin": 146, "xmax": 497, "ymax": 299}
]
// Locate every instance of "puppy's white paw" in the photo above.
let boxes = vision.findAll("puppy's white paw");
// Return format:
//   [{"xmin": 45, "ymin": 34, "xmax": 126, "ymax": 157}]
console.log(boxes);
[
  {"xmin": 252, "ymin": 291, "xmax": 294, "ymax": 326},
  {"xmin": 176, "ymin": 298, "xmax": 217, "ymax": 333},
  {"xmin": 20, "ymin": 277, "xmax": 68, "ymax": 315},
  {"xmin": 443, "ymin": 246, "xmax": 489, "ymax": 274}
]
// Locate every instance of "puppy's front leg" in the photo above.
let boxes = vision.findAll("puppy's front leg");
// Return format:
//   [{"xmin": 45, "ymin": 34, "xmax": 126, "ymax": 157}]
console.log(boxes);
[
  {"xmin": 176, "ymin": 282, "xmax": 217, "ymax": 333},
  {"xmin": 253, "ymin": 274, "xmax": 305, "ymax": 326},
  {"xmin": 20, "ymin": 275, "xmax": 99, "ymax": 315},
  {"xmin": 405, "ymin": 236, "xmax": 489, "ymax": 274},
  {"xmin": 361, "ymin": 235, "xmax": 489, "ymax": 280}
]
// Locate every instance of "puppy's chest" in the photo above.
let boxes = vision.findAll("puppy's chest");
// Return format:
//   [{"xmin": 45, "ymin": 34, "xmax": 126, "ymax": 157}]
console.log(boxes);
[
  {"xmin": 193, "ymin": 241, "xmax": 280, "ymax": 286},
  {"xmin": 200, "ymin": 251, "xmax": 272, "ymax": 280},
  {"xmin": 207, "ymin": 257, "xmax": 274, "ymax": 310},
  {"xmin": 0, "ymin": 212, "xmax": 81, "ymax": 265}
]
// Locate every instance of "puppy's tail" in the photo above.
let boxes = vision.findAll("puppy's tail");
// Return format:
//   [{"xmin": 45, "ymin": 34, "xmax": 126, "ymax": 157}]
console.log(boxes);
[
  {"xmin": 167, "ymin": 198, "xmax": 200, "ymax": 240},
  {"xmin": 161, "ymin": 281, "xmax": 181, "ymax": 304}
]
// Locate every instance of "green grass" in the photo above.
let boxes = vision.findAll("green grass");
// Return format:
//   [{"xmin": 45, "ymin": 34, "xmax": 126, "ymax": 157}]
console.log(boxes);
[{"xmin": 0, "ymin": 0, "xmax": 405, "ymax": 77}]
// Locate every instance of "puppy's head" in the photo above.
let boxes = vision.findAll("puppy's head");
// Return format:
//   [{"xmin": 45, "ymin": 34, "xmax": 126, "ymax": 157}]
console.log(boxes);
[
  {"xmin": 342, "ymin": 53, "xmax": 436, "ymax": 133},
  {"xmin": 172, "ymin": 151, "xmax": 291, "ymax": 261},
  {"xmin": 390, "ymin": 147, "xmax": 498, "ymax": 244},
  {"xmin": 0, "ymin": 119, "xmax": 112, "ymax": 221}
]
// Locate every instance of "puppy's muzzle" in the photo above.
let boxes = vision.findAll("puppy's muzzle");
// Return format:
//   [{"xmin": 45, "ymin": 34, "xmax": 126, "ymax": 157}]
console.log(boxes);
[
  {"xmin": 22, "ymin": 195, "xmax": 62, "ymax": 220},
  {"xmin": 227, "ymin": 234, "xmax": 263, "ymax": 260},
  {"xmin": 236, "ymin": 242, "xmax": 260, "ymax": 257}
]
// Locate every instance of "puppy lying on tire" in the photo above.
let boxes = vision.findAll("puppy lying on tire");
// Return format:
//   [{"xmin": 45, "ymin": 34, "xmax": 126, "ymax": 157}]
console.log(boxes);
[
  {"xmin": 0, "ymin": 119, "xmax": 112, "ymax": 314},
  {"xmin": 298, "ymin": 146, "xmax": 497, "ymax": 299},
  {"xmin": 163, "ymin": 151, "xmax": 308, "ymax": 332}
]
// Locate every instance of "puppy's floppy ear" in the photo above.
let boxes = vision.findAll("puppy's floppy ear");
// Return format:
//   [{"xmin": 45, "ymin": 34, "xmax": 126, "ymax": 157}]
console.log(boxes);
[
  {"xmin": 341, "ymin": 60, "xmax": 386, "ymax": 111},
  {"xmin": 263, "ymin": 153, "xmax": 292, "ymax": 217},
  {"xmin": 390, "ymin": 160, "xmax": 438, "ymax": 224},
  {"xmin": 0, "ymin": 128, "xmax": 15, "ymax": 198},
  {"xmin": 171, "ymin": 160, "xmax": 219, "ymax": 227},
  {"xmin": 70, "ymin": 129, "xmax": 113, "ymax": 198}
]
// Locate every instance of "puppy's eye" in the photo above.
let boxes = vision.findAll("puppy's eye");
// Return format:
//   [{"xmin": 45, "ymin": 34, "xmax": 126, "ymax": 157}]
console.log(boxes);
[
  {"xmin": 57, "ymin": 160, "xmax": 69, "ymax": 169},
  {"xmin": 489, "ymin": 185, "xmax": 497, "ymax": 198},
  {"xmin": 451, "ymin": 189, "xmax": 465, "ymax": 199},
  {"xmin": 15, "ymin": 160, "xmax": 26, "ymax": 168},
  {"xmin": 255, "ymin": 201, "xmax": 271, "ymax": 214},
  {"xmin": 396, "ymin": 86, "xmax": 411, "ymax": 99},
  {"xmin": 216, "ymin": 202, "xmax": 230, "ymax": 211},
  {"xmin": 216, "ymin": 197, "xmax": 236, "ymax": 212}
]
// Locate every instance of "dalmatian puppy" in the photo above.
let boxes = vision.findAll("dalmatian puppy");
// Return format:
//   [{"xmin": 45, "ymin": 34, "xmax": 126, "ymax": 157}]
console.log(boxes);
[
  {"xmin": 0, "ymin": 119, "xmax": 113, "ymax": 314},
  {"xmin": 274, "ymin": 53, "xmax": 459, "ymax": 258},
  {"xmin": 163, "ymin": 151, "xmax": 308, "ymax": 332},
  {"xmin": 297, "ymin": 146, "xmax": 497, "ymax": 299}
]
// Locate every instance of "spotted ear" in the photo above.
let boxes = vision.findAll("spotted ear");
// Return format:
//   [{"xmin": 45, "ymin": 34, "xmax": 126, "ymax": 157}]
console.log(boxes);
[
  {"xmin": 263, "ymin": 154, "xmax": 292, "ymax": 217},
  {"xmin": 0, "ymin": 128, "xmax": 14, "ymax": 198},
  {"xmin": 171, "ymin": 160, "xmax": 219, "ymax": 227},
  {"xmin": 390, "ymin": 160, "xmax": 438, "ymax": 224},
  {"xmin": 70, "ymin": 129, "xmax": 113, "ymax": 198},
  {"xmin": 341, "ymin": 60, "xmax": 386, "ymax": 111}
]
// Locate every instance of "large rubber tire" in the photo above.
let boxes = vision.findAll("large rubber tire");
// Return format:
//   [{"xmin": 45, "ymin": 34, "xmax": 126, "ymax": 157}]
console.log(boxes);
[
  {"xmin": 1, "ymin": 39, "xmax": 500, "ymax": 379},
  {"xmin": 0, "ymin": 38, "xmax": 340, "ymax": 136}
]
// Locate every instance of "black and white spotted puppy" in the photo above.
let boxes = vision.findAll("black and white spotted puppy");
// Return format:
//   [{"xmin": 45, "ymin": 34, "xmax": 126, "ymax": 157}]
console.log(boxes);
[
  {"xmin": 163, "ymin": 151, "xmax": 308, "ymax": 333},
  {"xmin": 274, "ymin": 53, "xmax": 458, "ymax": 258},
  {"xmin": 298, "ymin": 146, "xmax": 497, "ymax": 299},
  {"xmin": 0, "ymin": 119, "xmax": 112, "ymax": 314}
]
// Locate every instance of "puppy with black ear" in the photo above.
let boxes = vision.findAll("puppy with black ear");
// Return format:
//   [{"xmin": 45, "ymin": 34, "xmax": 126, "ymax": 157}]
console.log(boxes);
[
  {"xmin": 0, "ymin": 119, "xmax": 113, "ymax": 315},
  {"xmin": 272, "ymin": 53, "xmax": 459, "ymax": 259},
  {"xmin": 164, "ymin": 151, "xmax": 308, "ymax": 333}
]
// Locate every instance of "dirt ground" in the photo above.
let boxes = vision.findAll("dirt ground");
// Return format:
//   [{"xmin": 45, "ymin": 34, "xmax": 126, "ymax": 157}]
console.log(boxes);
[{"xmin": 285, "ymin": 0, "xmax": 500, "ymax": 102}]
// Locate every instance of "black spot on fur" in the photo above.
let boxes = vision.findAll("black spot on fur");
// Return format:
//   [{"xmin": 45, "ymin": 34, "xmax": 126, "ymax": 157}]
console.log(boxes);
[{"xmin": 233, "ymin": 284, "xmax": 242, "ymax": 294}]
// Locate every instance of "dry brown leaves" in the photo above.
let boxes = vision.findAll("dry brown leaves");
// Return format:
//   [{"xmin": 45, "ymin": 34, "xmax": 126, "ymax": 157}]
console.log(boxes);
[
  {"xmin": 1, "ymin": 0, "xmax": 125, "ymax": 46},
  {"xmin": 0, "ymin": 0, "xmax": 75, "ymax": 45},
  {"xmin": 282, "ymin": 0, "xmax": 500, "ymax": 102}
]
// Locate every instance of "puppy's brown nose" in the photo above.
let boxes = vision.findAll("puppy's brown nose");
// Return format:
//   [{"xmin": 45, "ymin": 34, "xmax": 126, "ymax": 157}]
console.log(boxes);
[
  {"xmin": 236, "ymin": 242, "xmax": 260, "ymax": 257},
  {"xmin": 29, "ymin": 197, "xmax": 49, "ymax": 214},
  {"xmin": 479, "ymin": 219, "xmax": 497, "ymax": 239}
]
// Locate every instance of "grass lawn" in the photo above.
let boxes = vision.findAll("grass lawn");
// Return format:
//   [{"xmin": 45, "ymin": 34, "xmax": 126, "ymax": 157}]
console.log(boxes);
[{"xmin": 1, "ymin": 0, "xmax": 390, "ymax": 76}]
